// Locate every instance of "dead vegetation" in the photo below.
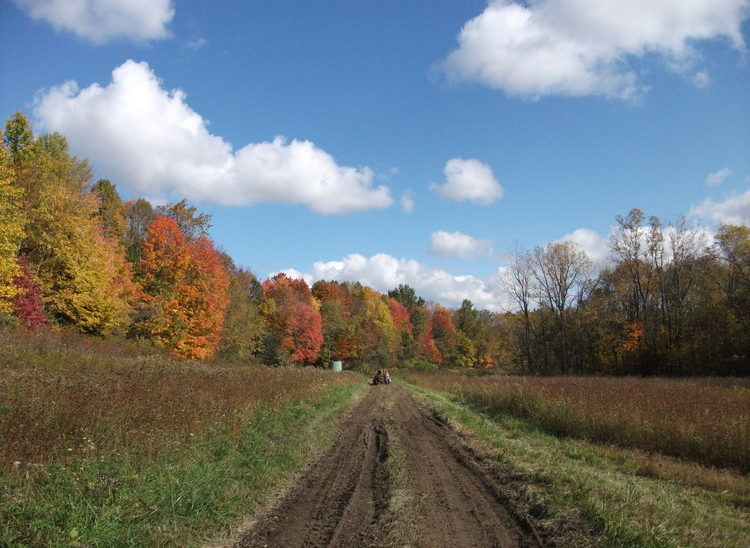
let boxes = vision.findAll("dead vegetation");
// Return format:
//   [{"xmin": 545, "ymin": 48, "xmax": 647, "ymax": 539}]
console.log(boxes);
[
  {"xmin": 404, "ymin": 371, "xmax": 750, "ymax": 472},
  {"xmin": 0, "ymin": 327, "xmax": 359, "ymax": 470}
]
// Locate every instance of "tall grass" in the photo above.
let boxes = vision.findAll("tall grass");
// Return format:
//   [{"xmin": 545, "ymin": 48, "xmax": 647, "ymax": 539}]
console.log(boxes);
[
  {"xmin": 0, "ymin": 328, "xmax": 356, "ymax": 468},
  {"xmin": 0, "ymin": 327, "xmax": 363, "ymax": 545},
  {"xmin": 404, "ymin": 371, "xmax": 750, "ymax": 472}
]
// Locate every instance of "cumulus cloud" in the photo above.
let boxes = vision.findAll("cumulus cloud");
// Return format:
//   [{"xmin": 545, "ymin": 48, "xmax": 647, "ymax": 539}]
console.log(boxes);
[
  {"xmin": 432, "ymin": 158, "xmax": 504, "ymax": 204},
  {"xmin": 12, "ymin": 0, "xmax": 174, "ymax": 44},
  {"xmin": 706, "ymin": 167, "xmax": 732, "ymax": 186},
  {"xmin": 439, "ymin": 0, "xmax": 750, "ymax": 99},
  {"xmin": 430, "ymin": 230, "xmax": 494, "ymax": 259},
  {"xmin": 690, "ymin": 190, "xmax": 750, "ymax": 225},
  {"xmin": 555, "ymin": 228, "xmax": 611, "ymax": 265},
  {"xmin": 33, "ymin": 60, "xmax": 392, "ymax": 215},
  {"xmin": 556, "ymin": 224, "xmax": 716, "ymax": 268},
  {"xmin": 280, "ymin": 253, "xmax": 506, "ymax": 311}
]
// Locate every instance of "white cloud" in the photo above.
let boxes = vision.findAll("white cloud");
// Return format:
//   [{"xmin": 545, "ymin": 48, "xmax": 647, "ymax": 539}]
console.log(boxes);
[
  {"xmin": 401, "ymin": 190, "xmax": 415, "ymax": 213},
  {"xmin": 12, "ymin": 0, "xmax": 174, "ymax": 44},
  {"xmin": 439, "ymin": 0, "xmax": 750, "ymax": 99},
  {"xmin": 33, "ymin": 60, "xmax": 393, "ymax": 215},
  {"xmin": 556, "ymin": 224, "xmax": 716, "ymax": 268},
  {"xmin": 430, "ymin": 230, "xmax": 494, "ymax": 259},
  {"xmin": 692, "ymin": 70, "xmax": 711, "ymax": 88},
  {"xmin": 432, "ymin": 158, "xmax": 504, "ymax": 204},
  {"xmin": 555, "ymin": 228, "xmax": 611, "ymax": 265},
  {"xmin": 186, "ymin": 37, "xmax": 208, "ymax": 51},
  {"xmin": 690, "ymin": 190, "xmax": 750, "ymax": 225},
  {"xmin": 281, "ymin": 253, "xmax": 506, "ymax": 311},
  {"xmin": 706, "ymin": 167, "xmax": 732, "ymax": 186}
]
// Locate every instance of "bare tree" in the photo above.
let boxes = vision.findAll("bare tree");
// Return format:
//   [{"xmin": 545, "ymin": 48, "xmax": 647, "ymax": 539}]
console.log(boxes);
[
  {"xmin": 531, "ymin": 241, "xmax": 592, "ymax": 373},
  {"xmin": 503, "ymin": 248, "xmax": 535, "ymax": 372}
]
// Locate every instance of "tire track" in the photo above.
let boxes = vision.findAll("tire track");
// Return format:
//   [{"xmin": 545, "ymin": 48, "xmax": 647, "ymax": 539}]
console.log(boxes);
[{"xmin": 234, "ymin": 384, "xmax": 542, "ymax": 547}]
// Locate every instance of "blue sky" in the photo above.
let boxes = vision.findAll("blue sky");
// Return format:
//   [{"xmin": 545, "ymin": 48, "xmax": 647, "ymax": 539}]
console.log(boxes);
[{"xmin": 2, "ymin": 0, "xmax": 749, "ymax": 310}]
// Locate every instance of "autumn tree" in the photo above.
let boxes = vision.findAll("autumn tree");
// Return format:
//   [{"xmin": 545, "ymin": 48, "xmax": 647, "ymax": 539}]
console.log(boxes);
[
  {"xmin": 388, "ymin": 283, "xmax": 427, "ymax": 361},
  {"xmin": 287, "ymin": 301, "xmax": 324, "ymax": 363},
  {"xmin": 157, "ymin": 199, "xmax": 211, "ymax": 240},
  {"xmin": 0, "ymin": 138, "xmax": 24, "ymax": 314},
  {"xmin": 11, "ymin": 256, "xmax": 46, "ymax": 328},
  {"xmin": 715, "ymin": 225, "xmax": 750, "ymax": 330},
  {"xmin": 354, "ymin": 285, "xmax": 398, "ymax": 367},
  {"xmin": 136, "ymin": 215, "xmax": 229, "ymax": 359},
  {"xmin": 312, "ymin": 281, "xmax": 354, "ymax": 364},
  {"xmin": 713, "ymin": 225, "xmax": 750, "ymax": 373},
  {"xmin": 217, "ymin": 260, "xmax": 267, "ymax": 362},
  {"xmin": 502, "ymin": 249, "xmax": 535, "ymax": 371},
  {"xmin": 92, "ymin": 179, "xmax": 126, "ymax": 239},
  {"xmin": 532, "ymin": 241, "xmax": 593, "ymax": 373},
  {"xmin": 5, "ymin": 115, "xmax": 134, "ymax": 334},
  {"xmin": 124, "ymin": 199, "xmax": 156, "ymax": 268},
  {"xmin": 418, "ymin": 308, "xmax": 442, "ymax": 364},
  {"xmin": 3, "ymin": 112, "xmax": 34, "ymax": 162},
  {"xmin": 261, "ymin": 273, "xmax": 322, "ymax": 365}
]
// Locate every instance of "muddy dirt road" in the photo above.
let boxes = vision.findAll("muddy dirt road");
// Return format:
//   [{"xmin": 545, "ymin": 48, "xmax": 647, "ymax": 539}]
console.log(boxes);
[{"xmin": 235, "ymin": 384, "xmax": 543, "ymax": 547}]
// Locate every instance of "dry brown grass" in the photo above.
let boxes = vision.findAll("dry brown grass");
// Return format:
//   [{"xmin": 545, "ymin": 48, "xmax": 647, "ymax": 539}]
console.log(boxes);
[
  {"xmin": 404, "ymin": 371, "xmax": 750, "ymax": 472},
  {"xmin": 0, "ymin": 327, "xmax": 360, "ymax": 469}
]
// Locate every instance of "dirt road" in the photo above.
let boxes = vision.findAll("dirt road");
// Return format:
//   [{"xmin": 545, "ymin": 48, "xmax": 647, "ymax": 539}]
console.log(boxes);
[{"xmin": 235, "ymin": 384, "xmax": 544, "ymax": 547}]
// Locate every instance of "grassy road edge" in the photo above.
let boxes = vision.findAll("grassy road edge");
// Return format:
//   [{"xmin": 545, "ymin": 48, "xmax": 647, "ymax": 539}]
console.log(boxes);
[
  {"xmin": 403, "ymin": 382, "xmax": 750, "ymax": 548},
  {"xmin": 1, "ymin": 379, "xmax": 368, "ymax": 547}
]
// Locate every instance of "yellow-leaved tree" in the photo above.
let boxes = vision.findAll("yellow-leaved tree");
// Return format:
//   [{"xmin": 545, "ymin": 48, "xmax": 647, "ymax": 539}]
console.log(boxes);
[
  {"xmin": 5, "ymin": 113, "xmax": 135, "ymax": 334},
  {"xmin": 0, "ymin": 140, "xmax": 24, "ymax": 312}
]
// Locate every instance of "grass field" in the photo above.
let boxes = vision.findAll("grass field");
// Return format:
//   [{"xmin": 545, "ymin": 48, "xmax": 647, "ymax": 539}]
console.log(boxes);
[
  {"xmin": 407, "ymin": 383, "xmax": 750, "ymax": 547},
  {"xmin": 403, "ymin": 371, "xmax": 750, "ymax": 472},
  {"xmin": 0, "ymin": 328, "xmax": 365, "ymax": 546}
]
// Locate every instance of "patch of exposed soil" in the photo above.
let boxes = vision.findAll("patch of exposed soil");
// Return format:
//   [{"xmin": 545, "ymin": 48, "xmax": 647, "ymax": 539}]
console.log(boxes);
[{"xmin": 234, "ymin": 384, "xmax": 546, "ymax": 547}]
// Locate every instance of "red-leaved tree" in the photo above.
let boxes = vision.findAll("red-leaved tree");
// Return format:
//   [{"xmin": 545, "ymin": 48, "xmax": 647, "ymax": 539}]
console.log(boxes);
[
  {"xmin": 262, "ymin": 273, "xmax": 323, "ymax": 365},
  {"xmin": 12, "ymin": 256, "xmax": 47, "ymax": 328}
]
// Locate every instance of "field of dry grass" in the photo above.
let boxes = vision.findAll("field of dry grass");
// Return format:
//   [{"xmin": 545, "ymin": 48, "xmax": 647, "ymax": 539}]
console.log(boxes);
[
  {"xmin": 0, "ymin": 327, "xmax": 365, "ymax": 546},
  {"xmin": 403, "ymin": 371, "xmax": 750, "ymax": 472},
  {"xmin": 1, "ymin": 328, "xmax": 359, "ymax": 470}
]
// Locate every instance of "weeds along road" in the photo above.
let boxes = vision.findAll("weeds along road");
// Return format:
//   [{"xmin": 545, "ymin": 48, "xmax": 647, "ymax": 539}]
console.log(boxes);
[{"xmin": 234, "ymin": 383, "xmax": 544, "ymax": 548}]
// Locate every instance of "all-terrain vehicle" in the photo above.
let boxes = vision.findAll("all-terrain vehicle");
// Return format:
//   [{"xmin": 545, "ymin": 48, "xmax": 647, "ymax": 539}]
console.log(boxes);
[{"xmin": 372, "ymin": 369, "xmax": 391, "ymax": 385}]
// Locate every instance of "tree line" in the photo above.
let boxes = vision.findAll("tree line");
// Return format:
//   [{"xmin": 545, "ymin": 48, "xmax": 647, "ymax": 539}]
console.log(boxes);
[
  {"xmin": 503, "ymin": 210, "xmax": 749, "ymax": 376},
  {"xmin": 1, "ymin": 112, "xmax": 747, "ymax": 375},
  {"xmin": 0, "ymin": 113, "xmax": 494, "ymax": 369}
]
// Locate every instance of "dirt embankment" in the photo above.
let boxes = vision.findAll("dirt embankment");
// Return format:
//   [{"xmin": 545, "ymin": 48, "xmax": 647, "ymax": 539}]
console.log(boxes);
[{"xmin": 234, "ymin": 384, "xmax": 545, "ymax": 547}]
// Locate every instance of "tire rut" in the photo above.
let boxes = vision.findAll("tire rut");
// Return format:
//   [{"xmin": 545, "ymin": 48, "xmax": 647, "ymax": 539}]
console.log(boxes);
[{"xmin": 234, "ymin": 384, "xmax": 543, "ymax": 548}]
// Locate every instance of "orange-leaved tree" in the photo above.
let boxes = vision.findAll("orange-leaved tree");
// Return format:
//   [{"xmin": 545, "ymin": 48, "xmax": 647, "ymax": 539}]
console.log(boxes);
[{"xmin": 137, "ymin": 215, "xmax": 229, "ymax": 359}]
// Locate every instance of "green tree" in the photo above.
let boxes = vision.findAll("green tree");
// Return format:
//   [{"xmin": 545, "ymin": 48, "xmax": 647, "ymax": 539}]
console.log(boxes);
[
  {"xmin": 124, "ymin": 199, "xmax": 156, "ymax": 267},
  {"xmin": 217, "ymin": 262, "xmax": 267, "ymax": 362}
]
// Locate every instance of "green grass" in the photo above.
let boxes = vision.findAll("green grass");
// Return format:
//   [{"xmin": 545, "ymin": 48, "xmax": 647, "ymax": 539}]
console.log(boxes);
[
  {"xmin": 0, "ymin": 381, "xmax": 365, "ymax": 547},
  {"xmin": 405, "ymin": 383, "xmax": 750, "ymax": 548}
]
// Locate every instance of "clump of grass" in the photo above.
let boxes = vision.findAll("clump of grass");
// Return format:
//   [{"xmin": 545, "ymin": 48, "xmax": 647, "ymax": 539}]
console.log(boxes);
[
  {"xmin": 404, "ymin": 372, "xmax": 750, "ymax": 472},
  {"xmin": 0, "ymin": 327, "xmax": 365, "ymax": 546}
]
